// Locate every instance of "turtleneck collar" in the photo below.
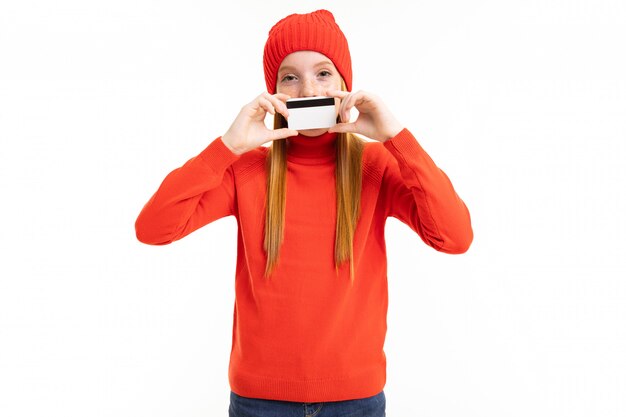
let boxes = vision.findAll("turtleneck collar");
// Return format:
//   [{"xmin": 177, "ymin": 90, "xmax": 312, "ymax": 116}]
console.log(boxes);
[{"xmin": 286, "ymin": 130, "xmax": 338, "ymax": 166}]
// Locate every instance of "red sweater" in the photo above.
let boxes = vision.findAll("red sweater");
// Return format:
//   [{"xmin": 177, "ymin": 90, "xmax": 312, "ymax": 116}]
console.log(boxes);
[{"xmin": 135, "ymin": 128, "xmax": 472, "ymax": 402}]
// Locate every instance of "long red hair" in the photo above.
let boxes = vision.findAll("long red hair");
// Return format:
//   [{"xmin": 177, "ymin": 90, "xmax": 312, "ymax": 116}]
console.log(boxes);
[{"xmin": 263, "ymin": 78, "xmax": 366, "ymax": 284}]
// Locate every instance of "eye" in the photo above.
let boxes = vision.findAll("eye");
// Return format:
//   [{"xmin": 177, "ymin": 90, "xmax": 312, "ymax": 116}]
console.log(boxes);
[
  {"xmin": 319, "ymin": 70, "xmax": 331, "ymax": 77},
  {"xmin": 281, "ymin": 75, "xmax": 295, "ymax": 82}
]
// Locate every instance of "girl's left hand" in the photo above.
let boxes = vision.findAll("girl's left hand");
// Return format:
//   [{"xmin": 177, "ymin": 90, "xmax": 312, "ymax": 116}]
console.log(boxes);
[{"xmin": 325, "ymin": 89, "xmax": 404, "ymax": 142}]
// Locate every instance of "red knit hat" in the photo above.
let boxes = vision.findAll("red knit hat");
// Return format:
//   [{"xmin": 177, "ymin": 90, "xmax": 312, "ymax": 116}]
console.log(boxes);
[{"xmin": 263, "ymin": 9, "xmax": 352, "ymax": 94}]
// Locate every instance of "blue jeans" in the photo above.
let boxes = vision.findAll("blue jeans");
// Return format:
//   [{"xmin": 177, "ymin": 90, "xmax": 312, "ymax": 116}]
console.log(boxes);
[{"xmin": 228, "ymin": 390, "xmax": 386, "ymax": 417}]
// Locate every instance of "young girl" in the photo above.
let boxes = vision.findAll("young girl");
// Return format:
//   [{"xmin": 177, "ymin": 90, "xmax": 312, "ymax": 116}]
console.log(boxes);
[{"xmin": 135, "ymin": 9, "xmax": 473, "ymax": 417}]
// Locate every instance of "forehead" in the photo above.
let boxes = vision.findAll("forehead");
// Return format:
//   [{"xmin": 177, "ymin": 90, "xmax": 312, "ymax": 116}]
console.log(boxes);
[{"xmin": 278, "ymin": 50, "xmax": 335, "ymax": 70}]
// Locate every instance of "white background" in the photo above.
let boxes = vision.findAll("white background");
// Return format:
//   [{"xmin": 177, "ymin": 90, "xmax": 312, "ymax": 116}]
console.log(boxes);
[{"xmin": 1, "ymin": 1, "xmax": 625, "ymax": 416}]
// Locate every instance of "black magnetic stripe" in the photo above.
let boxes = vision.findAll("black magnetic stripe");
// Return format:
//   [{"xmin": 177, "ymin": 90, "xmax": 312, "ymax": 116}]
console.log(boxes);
[{"xmin": 286, "ymin": 97, "xmax": 335, "ymax": 109}]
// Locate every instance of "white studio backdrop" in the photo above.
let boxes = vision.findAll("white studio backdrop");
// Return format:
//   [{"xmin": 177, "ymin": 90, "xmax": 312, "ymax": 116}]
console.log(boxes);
[{"xmin": 1, "ymin": 0, "xmax": 625, "ymax": 416}]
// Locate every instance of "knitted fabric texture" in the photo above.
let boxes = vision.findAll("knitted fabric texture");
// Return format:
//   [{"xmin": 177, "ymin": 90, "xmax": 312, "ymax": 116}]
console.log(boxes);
[
  {"xmin": 263, "ymin": 9, "xmax": 353, "ymax": 94},
  {"xmin": 135, "ymin": 128, "xmax": 474, "ymax": 402}
]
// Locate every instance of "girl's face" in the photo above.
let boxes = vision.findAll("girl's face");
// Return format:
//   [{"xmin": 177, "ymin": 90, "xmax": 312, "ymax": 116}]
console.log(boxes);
[{"xmin": 276, "ymin": 50, "xmax": 342, "ymax": 136}]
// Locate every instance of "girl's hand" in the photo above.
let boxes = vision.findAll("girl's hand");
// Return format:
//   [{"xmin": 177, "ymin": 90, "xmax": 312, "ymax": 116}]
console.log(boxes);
[
  {"xmin": 222, "ymin": 92, "xmax": 299, "ymax": 155},
  {"xmin": 325, "ymin": 89, "xmax": 404, "ymax": 142}
]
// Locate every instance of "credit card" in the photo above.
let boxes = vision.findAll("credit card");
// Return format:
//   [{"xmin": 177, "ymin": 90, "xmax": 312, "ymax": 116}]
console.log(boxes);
[{"xmin": 286, "ymin": 96, "xmax": 337, "ymax": 130}]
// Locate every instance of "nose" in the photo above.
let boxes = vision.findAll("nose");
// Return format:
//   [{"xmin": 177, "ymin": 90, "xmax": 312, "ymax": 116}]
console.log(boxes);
[{"xmin": 301, "ymin": 78, "xmax": 319, "ymax": 97}]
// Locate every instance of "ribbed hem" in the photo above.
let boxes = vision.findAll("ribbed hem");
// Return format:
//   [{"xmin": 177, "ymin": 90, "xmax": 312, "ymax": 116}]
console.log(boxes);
[
  {"xmin": 382, "ymin": 127, "xmax": 424, "ymax": 156},
  {"xmin": 228, "ymin": 363, "xmax": 386, "ymax": 403},
  {"xmin": 197, "ymin": 136, "xmax": 241, "ymax": 172}
]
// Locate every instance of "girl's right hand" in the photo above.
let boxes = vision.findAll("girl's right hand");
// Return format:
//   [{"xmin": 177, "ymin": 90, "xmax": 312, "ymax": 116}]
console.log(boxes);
[{"xmin": 221, "ymin": 92, "xmax": 299, "ymax": 155}]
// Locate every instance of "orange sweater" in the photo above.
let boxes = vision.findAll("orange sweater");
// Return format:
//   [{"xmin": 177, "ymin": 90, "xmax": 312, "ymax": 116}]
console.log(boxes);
[{"xmin": 135, "ymin": 128, "xmax": 473, "ymax": 402}]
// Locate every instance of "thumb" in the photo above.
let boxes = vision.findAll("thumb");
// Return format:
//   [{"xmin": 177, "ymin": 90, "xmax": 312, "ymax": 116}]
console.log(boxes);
[
  {"xmin": 270, "ymin": 127, "xmax": 299, "ymax": 140},
  {"xmin": 329, "ymin": 122, "xmax": 355, "ymax": 134}
]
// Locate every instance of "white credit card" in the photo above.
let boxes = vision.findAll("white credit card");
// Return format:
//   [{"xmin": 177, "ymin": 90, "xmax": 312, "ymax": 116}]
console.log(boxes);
[{"xmin": 286, "ymin": 96, "xmax": 337, "ymax": 130}]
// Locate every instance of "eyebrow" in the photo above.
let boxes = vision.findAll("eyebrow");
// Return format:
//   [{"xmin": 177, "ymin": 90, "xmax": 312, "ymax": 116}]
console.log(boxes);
[{"xmin": 278, "ymin": 60, "xmax": 334, "ymax": 73}]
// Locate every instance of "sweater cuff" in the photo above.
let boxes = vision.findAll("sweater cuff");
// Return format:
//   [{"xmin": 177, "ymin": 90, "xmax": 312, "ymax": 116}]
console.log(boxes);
[
  {"xmin": 197, "ymin": 136, "xmax": 241, "ymax": 171},
  {"xmin": 382, "ymin": 127, "xmax": 426, "ymax": 156}
]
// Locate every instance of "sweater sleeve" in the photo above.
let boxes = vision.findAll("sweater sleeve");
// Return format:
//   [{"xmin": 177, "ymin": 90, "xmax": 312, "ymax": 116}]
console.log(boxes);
[
  {"xmin": 135, "ymin": 136, "xmax": 241, "ymax": 245},
  {"xmin": 380, "ymin": 128, "xmax": 473, "ymax": 254}
]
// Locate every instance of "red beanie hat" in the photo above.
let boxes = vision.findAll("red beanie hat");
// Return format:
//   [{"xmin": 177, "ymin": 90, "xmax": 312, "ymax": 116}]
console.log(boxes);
[{"xmin": 263, "ymin": 9, "xmax": 353, "ymax": 94}]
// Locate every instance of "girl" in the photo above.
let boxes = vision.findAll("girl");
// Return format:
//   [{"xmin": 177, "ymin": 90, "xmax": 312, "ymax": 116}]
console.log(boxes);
[{"xmin": 135, "ymin": 9, "xmax": 473, "ymax": 417}]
